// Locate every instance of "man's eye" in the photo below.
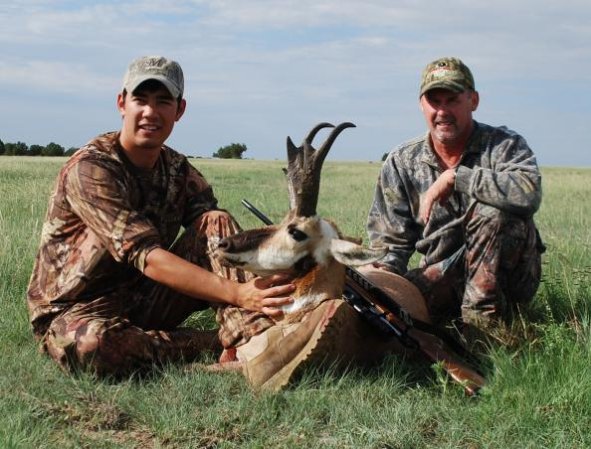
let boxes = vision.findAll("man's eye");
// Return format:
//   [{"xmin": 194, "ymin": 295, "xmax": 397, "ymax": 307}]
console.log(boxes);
[
  {"xmin": 288, "ymin": 227, "xmax": 308, "ymax": 242},
  {"xmin": 132, "ymin": 97, "xmax": 146, "ymax": 104}
]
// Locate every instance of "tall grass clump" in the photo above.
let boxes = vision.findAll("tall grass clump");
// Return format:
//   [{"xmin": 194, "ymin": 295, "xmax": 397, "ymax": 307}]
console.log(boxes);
[{"xmin": 1, "ymin": 156, "xmax": 590, "ymax": 448}]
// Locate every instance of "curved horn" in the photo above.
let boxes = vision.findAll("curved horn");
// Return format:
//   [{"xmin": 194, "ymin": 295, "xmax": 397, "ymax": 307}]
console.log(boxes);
[
  {"xmin": 313, "ymin": 122, "xmax": 356, "ymax": 167},
  {"xmin": 304, "ymin": 122, "xmax": 334, "ymax": 146},
  {"xmin": 284, "ymin": 122, "xmax": 356, "ymax": 217}
]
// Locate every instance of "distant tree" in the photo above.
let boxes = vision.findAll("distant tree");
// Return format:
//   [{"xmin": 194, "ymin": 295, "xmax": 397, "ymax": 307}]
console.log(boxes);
[
  {"xmin": 382, "ymin": 152, "xmax": 388, "ymax": 161},
  {"xmin": 0, "ymin": 139, "xmax": 4, "ymax": 155},
  {"xmin": 65, "ymin": 147, "xmax": 79, "ymax": 157},
  {"xmin": 42, "ymin": 142, "xmax": 65, "ymax": 156},
  {"xmin": 213, "ymin": 143, "xmax": 247, "ymax": 159},
  {"xmin": 29, "ymin": 144, "xmax": 44, "ymax": 156},
  {"xmin": 4, "ymin": 141, "xmax": 28, "ymax": 155}
]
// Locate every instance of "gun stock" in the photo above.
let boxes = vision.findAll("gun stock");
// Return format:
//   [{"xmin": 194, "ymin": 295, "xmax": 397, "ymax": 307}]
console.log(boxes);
[
  {"xmin": 407, "ymin": 328, "xmax": 485, "ymax": 396},
  {"xmin": 241, "ymin": 198, "xmax": 485, "ymax": 396}
]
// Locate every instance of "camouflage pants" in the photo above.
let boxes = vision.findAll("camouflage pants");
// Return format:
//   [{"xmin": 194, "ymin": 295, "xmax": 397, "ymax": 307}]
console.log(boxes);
[
  {"xmin": 43, "ymin": 210, "xmax": 249, "ymax": 378},
  {"xmin": 406, "ymin": 203, "xmax": 543, "ymax": 328}
]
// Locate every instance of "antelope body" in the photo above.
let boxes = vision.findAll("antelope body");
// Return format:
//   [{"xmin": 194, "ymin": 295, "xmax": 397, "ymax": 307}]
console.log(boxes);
[{"xmin": 215, "ymin": 123, "xmax": 386, "ymax": 321}]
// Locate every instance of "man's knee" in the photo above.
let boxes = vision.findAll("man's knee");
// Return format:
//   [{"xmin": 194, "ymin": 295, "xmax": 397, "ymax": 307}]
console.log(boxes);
[
  {"xmin": 465, "ymin": 203, "xmax": 535, "ymax": 268},
  {"xmin": 171, "ymin": 209, "xmax": 241, "ymax": 267},
  {"xmin": 195, "ymin": 209, "xmax": 254, "ymax": 282},
  {"xmin": 195, "ymin": 209, "xmax": 242, "ymax": 238},
  {"xmin": 466, "ymin": 203, "xmax": 527, "ymax": 238},
  {"xmin": 197, "ymin": 209, "xmax": 231, "ymax": 223}
]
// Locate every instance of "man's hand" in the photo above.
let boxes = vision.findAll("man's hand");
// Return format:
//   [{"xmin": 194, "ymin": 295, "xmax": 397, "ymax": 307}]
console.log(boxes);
[
  {"xmin": 419, "ymin": 168, "xmax": 456, "ymax": 224},
  {"xmin": 236, "ymin": 273, "xmax": 295, "ymax": 318}
]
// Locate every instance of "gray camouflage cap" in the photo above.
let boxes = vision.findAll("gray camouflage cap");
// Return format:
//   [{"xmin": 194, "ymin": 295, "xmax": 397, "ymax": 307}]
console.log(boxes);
[
  {"xmin": 419, "ymin": 57, "xmax": 475, "ymax": 97},
  {"xmin": 122, "ymin": 56, "xmax": 184, "ymax": 99}
]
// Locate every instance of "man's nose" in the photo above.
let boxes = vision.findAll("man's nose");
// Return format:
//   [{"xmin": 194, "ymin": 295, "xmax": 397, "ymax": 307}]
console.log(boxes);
[
  {"xmin": 435, "ymin": 103, "xmax": 452, "ymax": 115},
  {"xmin": 142, "ymin": 102, "xmax": 158, "ymax": 116}
]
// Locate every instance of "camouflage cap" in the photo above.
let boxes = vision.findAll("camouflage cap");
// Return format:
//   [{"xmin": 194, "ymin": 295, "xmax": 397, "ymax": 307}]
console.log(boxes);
[
  {"xmin": 122, "ymin": 56, "xmax": 184, "ymax": 99},
  {"xmin": 419, "ymin": 57, "xmax": 475, "ymax": 97}
]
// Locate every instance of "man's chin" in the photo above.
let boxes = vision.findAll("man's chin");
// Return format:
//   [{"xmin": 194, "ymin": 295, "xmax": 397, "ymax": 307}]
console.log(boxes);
[
  {"xmin": 431, "ymin": 126, "xmax": 460, "ymax": 143},
  {"xmin": 432, "ymin": 130, "xmax": 459, "ymax": 145},
  {"xmin": 135, "ymin": 136, "xmax": 167, "ymax": 150}
]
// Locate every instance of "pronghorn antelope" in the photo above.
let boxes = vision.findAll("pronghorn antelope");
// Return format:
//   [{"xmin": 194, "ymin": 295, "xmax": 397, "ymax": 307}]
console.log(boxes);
[{"xmin": 214, "ymin": 122, "xmax": 388, "ymax": 322}]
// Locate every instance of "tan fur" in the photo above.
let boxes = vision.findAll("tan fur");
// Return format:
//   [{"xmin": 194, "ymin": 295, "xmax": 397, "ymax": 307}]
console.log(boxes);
[
  {"xmin": 282, "ymin": 257, "xmax": 347, "ymax": 323},
  {"xmin": 215, "ymin": 215, "xmax": 384, "ymax": 323},
  {"xmin": 213, "ymin": 123, "xmax": 390, "ymax": 322}
]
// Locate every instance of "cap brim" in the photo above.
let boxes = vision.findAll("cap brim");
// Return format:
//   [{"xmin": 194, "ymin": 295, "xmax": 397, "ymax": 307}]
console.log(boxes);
[
  {"xmin": 420, "ymin": 80, "xmax": 465, "ymax": 97},
  {"xmin": 124, "ymin": 75, "xmax": 181, "ymax": 98}
]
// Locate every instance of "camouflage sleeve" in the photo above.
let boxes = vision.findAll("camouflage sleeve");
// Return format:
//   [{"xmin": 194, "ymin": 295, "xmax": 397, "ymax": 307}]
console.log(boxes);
[
  {"xmin": 66, "ymin": 158, "xmax": 161, "ymax": 272},
  {"xmin": 367, "ymin": 154, "xmax": 420, "ymax": 275},
  {"xmin": 181, "ymin": 162, "xmax": 219, "ymax": 227},
  {"xmin": 455, "ymin": 130, "xmax": 542, "ymax": 217}
]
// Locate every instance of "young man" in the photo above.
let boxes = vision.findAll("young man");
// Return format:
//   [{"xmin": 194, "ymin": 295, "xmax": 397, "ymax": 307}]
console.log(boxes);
[
  {"xmin": 27, "ymin": 56, "xmax": 295, "ymax": 377},
  {"xmin": 367, "ymin": 57, "xmax": 545, "ymax": 343}
]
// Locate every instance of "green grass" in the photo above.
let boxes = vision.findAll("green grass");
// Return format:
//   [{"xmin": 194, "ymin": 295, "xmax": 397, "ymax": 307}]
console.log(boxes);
[{"xmin": 1, "ymin": 156, "xmax": 590, "ymax": 448}]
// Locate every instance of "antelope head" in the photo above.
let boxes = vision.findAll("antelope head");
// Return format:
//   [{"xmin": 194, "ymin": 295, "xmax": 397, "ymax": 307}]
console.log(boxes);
[{"xmin": 215, "ymin": 122, "xmax": 386, "ymax": 320}]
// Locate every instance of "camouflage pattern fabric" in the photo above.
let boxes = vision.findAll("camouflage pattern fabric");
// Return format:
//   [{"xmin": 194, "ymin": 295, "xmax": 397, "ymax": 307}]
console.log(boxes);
[
  {"xmin": 405, "ymin": 203, "xmax": 542, "ymax": 328},
  {"xmin": 27, "ymin": 132, "xmax": 273, "ymax": 376},
  {"xmin": 368, "ymin": 121, "xmax": 545, "ymax": 327},
  {"xmin": 419, "ymin": 57, "xmax": 475, "ymax": 97},
  {"xmin": 41, "ymin": 209, "xmax": 274, "ymax": 377},
  {"xmin": 27, "ymin": 131, "xmax": 218, "ymax": 337},
  {"xmin": 123, "ymin": 56, "xmax": 184, "ymax": 99}
]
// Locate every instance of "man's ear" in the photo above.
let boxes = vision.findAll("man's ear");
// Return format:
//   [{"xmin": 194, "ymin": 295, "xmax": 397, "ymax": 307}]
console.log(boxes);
[
  {"xmin": 176, "ymin": 98, "xmax": 187, "ymax": 121},
  {"xmin": 116, "ymin": 93, "xmax": 126, "ymax": 117},
  {"xmin": 470, "ymin": 91, "xmax": 480, "ymax": 112}
]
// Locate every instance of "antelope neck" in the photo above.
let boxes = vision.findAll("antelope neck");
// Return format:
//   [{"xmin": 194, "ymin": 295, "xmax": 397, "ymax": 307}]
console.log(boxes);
[{"xmin": 292, "ymin": 259, "xmax": 346, "ymax": 300}]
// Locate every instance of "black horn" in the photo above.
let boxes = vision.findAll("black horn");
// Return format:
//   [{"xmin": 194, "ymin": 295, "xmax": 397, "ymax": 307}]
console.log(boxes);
[{"xmin": 284, "ymin": 122, "xmax": 356, "ymax": 217}]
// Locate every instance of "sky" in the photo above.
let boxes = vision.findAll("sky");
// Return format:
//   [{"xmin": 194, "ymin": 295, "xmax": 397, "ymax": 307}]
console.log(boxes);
[{"xmin": 1, "ymin": 0, "xmax": 590, "ymax": 167}]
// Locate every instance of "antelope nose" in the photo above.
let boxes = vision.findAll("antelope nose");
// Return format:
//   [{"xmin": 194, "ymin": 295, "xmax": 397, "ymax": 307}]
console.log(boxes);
[{"xmin": 217, "ymin": 237, "xmax": 232, "ymax": 251}]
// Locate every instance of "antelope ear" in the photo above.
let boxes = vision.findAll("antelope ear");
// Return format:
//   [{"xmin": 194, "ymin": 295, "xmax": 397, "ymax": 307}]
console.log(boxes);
[
  {"xmin": 341, "ymin": 235, "xmax": 362, "ymax": 245},
  {"xmin": 330, "ymin": 239, "xmax": 387, "ymax": 266}
]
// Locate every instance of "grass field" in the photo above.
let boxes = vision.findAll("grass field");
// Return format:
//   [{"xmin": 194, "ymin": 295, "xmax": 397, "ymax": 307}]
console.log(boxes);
[{"xmin": 1, "ymin": 156, "xmax": 590, "ymax": 448}]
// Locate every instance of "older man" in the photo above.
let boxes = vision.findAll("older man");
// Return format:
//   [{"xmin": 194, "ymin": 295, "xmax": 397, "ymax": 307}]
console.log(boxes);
[{"xmin": 367, "ymin": 57, "xmax": 545, "ymax": 343}]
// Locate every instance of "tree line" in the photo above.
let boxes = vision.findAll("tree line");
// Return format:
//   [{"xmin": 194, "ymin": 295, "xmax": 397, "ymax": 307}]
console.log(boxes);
[
  {"xmin": 0, "ymin": 138, "xmax": 248, "ymax": 159},
  {"xmin": 0, "ymin": 139, "xmax": 76, "ymax": 157}
]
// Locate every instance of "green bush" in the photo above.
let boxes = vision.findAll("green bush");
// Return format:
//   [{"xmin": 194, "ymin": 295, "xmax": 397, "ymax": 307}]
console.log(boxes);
[{"xmin": 213, "ymin": 142, "xmax": 247, "ymax": 159}]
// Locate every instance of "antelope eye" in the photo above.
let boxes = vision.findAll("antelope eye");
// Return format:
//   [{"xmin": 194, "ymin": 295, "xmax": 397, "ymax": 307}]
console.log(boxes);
[{"xmin": 288, "ymin": 227, "xmax": 308, "ymax": 242}]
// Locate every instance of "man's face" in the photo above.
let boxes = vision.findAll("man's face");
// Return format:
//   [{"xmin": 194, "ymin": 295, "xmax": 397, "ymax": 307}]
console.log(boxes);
[
  {"xmin": 117, "ymin": 82, "xmax": 186, "ymax": 153},
  {"xmin": 420, "ymin": 88, "xmax": 479, "ymax": 148}
]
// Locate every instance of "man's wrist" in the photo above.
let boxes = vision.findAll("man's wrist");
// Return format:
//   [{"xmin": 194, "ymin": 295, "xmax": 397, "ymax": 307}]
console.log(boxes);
[{"xmin": 231, "ymin": 281, "xmax": 245, "ymax": 308}]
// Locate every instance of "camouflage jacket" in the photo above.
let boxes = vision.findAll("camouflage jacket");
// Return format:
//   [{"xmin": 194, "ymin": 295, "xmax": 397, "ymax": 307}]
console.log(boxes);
[
  {"xmin": 27, "ymin": 132, "xmax": 218, "ymax": 335},
  {"xmin": 367, "ymin": 121, "xmax": 542, "ymax": 275}
]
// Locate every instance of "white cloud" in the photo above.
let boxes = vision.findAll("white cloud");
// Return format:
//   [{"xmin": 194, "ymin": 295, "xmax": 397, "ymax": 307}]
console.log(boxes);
[
  {"xmin": 0, "ymin": 0, "xmax": 590, "ymax": 165},
  {"xmin": 0, "ymin": 60, "xmax": 117, "ymax": 94}
]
